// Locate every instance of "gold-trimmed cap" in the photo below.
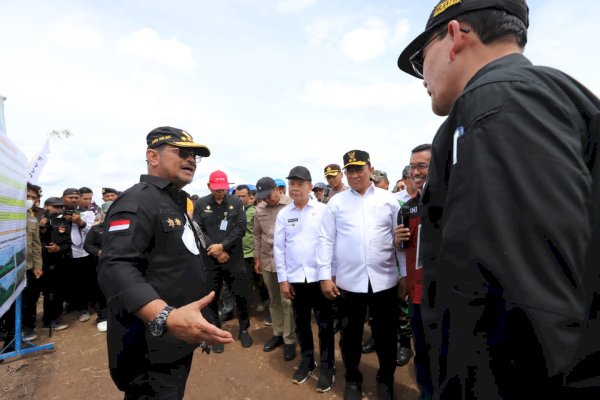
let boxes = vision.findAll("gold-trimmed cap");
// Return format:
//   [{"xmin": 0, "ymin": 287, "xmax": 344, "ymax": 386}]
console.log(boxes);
[{"xmin": 146, "ymin": 126, "xmax": 211, "ymax": 157}]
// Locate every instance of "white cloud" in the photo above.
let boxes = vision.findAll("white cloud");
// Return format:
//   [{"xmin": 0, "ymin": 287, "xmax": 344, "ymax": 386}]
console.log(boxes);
[
  {"xmin": 44, "ymin": 12, "xmax": 105, "ymax": 49},
  {"xmin": 117, "ymin": 28, "xmax": 195, "ymax": 71},
  {"xmin": 298, "ymin": 79, "xmax": 428, "ymax": 109},
  {"xmin": 277, "ymin": 0, "xmax": 317, "ymax": 14},
  {"xmin": 341, "ymin": 17, "xmax": 390, "ymax": 62},
  {"xmin": 391, "ymin": 19, "xmax": 411, "ymax": 46},
  {"xmin": 305, "ymin": 16, "xmax": 353, "ymax": 48},
  {"xmin": 307, "ymin": 16, "xmax": 411, "ymax": 63}
]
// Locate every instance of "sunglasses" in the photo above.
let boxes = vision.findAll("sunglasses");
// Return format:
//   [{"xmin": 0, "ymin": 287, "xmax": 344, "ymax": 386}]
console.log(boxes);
[
  {"xmin": 162, "ymin": 147, "xmax": 203, "ymax": 163},
  {"xmin": 409, "ymin": 27, "xmax": 470, "ymax": 78}
]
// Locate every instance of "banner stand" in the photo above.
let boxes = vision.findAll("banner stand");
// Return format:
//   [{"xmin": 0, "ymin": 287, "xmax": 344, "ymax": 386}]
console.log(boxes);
[{"xmin": 0, "ymin": 295, "xmax": 54, "ymax": 362}]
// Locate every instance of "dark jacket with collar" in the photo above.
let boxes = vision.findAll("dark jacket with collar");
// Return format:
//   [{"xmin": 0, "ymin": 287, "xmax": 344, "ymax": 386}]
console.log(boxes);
[
  {"xmin": 420, "ymin": 53, "xmax": 600, "ymax": 396},
  {"xmin": 98, "ymin": 174, "xmax": 212, "ymax": 391},
  {"xmin": 193, "ymin": 193, "xmax": 246, "ymax": 269}
]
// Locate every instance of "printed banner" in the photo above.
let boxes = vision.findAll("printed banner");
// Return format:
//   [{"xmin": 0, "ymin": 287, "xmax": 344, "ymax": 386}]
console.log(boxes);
[
  {"xmin": 0, "ymin": 123, "xmax": 27, "ymax": 318},
  {"xmin": 0, "ymin": 96, "xmax": 5, "ymax": 136}
]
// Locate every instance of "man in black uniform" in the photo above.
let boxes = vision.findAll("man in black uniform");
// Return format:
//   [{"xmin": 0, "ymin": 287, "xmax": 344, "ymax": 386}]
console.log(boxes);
[
  {"xmin": 39, "ymin": 197, "xmax": 71, "ymax": 331},
  {"xmin": 194, "ymin": 170, "xmax": 252, "ymax": 353},
  {"xmin": 98, "ymin": 127, "xmax": 233, "ymax": 399},
  {"xmin": 397, "ymin": 0, "xmax": 600, "ymax": 398}
]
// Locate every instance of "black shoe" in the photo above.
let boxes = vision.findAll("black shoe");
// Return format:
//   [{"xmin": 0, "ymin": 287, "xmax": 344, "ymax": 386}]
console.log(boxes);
[
  {"xmin": 263, "ymin": 335, "xmax": 283, "ymax": 352},
  {"xmin": 396, "ymin": 346, "xmax": 414, "ymax": 366},
  {"xmin": 361, "ymin": 337, "xmax": 375, "ymax": 353},
  {"xmin": 344, "ymin": 382, "xmax": 362, "ymax": 400},
  {"xmin": 376, "ymin": 381, "xmax": 393, "ymax": 400},
  {"xmin": 283, "ymin": 343, "xmax": 296, "ymax": 361},
  {"xmin": 316, "ymin": 366, "xmax": 336, "ymax": 392},
  {"xmin": 292, "ymin": 357, "xmax": 316, "ymax": 384},
  {"xmin": 212, "ymin": 343, "xmax": 225, "ymax": 353},
  {"xmin": 239, "ymin": 330, "xmax": 253, "ymax": 348}
]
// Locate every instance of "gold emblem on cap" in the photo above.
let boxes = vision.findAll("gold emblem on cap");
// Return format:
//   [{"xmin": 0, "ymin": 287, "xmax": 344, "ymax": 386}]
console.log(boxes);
[
  {"xmin": 347, "ymin": 151, "xmax": 356, "ymax": 163},
  {"xmin": 433, "ymin": 0, "xmax": 462, "ymax": 17},
  {"xmin": 167, "ymin": 218, "xmax": 175, "ymax": 227},
  {"xmin": 174, "ymin": 218, "xmax": 182, "ymax": 226}
]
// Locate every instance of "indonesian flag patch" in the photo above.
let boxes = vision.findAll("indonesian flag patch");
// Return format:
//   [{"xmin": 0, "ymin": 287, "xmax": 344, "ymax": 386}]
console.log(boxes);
[{"xmin": 109, "ymin": 219, "xmax": 131, "ymax": 232}]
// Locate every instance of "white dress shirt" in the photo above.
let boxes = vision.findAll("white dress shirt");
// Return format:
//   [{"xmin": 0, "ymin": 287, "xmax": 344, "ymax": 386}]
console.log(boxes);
[
  {"xmin": 71, "ymin": 210, "xmax": 95, "ymax": 258},
  {"xmin": 317, "ymin": 184, "xmax": 404, "ymax": 293},
  {"xmin": 274, "ymin": 198, "xmax": 326, "ymax": 283}
]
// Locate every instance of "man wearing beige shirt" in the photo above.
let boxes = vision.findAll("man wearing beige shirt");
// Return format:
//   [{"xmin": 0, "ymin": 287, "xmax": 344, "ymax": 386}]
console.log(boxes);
[{"xmin": 253, "ymin": 177, "xmax": 297, "ymax": 361}]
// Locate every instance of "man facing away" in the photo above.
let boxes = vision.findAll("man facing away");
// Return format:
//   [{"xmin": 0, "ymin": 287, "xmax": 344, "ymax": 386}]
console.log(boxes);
[
  {"xmin": 98, "ymin": 127, "xmax": 233, "ymax": 399},
  {"xmin": 397, "ymin": 0, "xmax": 600, "ymax": 398}
]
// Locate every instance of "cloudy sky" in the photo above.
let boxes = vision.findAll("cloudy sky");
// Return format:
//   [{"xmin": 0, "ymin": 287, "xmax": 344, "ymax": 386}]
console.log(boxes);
[{"xmin": 1, "ymin": 0, "xmax": 598, "ymax": 200}]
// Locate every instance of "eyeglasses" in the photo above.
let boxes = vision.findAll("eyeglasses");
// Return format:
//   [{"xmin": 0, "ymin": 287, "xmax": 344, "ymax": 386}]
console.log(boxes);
[
  {"xmin": 162, "ymin": 147, "xmax": 202, "ymax": 163},
  {"xmin": 409, "ymin": 27, "xmax": 470, "ymax": 78},
  {"xmin": 408, "ymin": 163, "xmax": 429, "ymax": 173}
]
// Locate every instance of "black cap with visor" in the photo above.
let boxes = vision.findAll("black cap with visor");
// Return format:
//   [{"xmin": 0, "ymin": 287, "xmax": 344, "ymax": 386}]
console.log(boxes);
[{"xmin": 397, "ymin": 0, "xmax": 529, "ymax": 78}]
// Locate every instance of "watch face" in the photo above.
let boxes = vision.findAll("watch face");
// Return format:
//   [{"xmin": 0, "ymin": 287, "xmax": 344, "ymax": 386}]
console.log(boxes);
[{"xmin": 148, "ymin": 320, "xmax": 164, "ymax": 337}]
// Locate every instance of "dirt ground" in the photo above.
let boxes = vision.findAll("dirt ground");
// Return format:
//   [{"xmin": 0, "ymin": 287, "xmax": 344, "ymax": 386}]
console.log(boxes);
[{"xmin": 1, "ymin": 305, "xmax": 420, "ymax": 400}]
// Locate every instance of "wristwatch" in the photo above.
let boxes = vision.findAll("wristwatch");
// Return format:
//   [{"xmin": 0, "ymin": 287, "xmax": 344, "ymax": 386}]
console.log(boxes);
[{"xmin": 148, "ymin": 306, "xmax": 175, "ymax": 337}]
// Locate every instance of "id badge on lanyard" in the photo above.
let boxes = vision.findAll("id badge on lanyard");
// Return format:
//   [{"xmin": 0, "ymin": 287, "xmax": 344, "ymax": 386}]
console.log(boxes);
[{"xmin": 220, "ymin": 212, "xmax": 228, "ymax": 231}]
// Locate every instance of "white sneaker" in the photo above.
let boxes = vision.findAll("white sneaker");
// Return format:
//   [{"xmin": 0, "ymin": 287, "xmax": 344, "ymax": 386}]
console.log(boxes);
[
  {"xmin": 96, "ymin": 321, "xmax": 107, "ymax": 332},
  {"xmin": 79, "ymin": 311, "xmax": 91, "ymax": 322}
]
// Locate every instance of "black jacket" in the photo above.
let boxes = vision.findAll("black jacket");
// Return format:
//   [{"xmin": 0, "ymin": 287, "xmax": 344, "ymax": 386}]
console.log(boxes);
[
  {"xmin": 193, "ymin": 193, "xmax": 246, "ymax": 269},
  {"xmin": 420, "ymin": 53, "xmax": 600, "ymax": 395},
  {"xmin": 98, "ymin": 175, "xmax": 212, "ymax": 390}
]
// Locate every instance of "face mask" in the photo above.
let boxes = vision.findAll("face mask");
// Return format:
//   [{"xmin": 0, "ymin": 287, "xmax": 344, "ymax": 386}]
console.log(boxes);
[{"xmin": 25, "ymin": 199, "xmax": 34, "ymax": 209}]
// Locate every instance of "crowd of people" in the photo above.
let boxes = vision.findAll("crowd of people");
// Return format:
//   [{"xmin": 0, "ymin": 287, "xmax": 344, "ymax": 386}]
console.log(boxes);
[
  {"xmin": 0, "ymin": 185, "xmax": 121, "ymax": 347},
  {"xmin": 2, "ymin": 0, "xmax": 600, "ymax": 399}
]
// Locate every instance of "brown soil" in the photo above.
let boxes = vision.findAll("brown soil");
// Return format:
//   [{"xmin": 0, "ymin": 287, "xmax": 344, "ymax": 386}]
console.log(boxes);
[{"xmin": 1, "ymin": 307, "xmax": 420, "ymax": 400}]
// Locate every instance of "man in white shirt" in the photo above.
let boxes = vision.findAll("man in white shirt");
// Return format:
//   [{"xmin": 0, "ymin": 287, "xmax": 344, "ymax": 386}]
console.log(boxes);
[
  {"xmin": 274, "ymin": 166, "xmax": 335, "ymax": 392},
  {"xmin": 318, "ymin": 150, "xmax": 404, "ymax": 400},
  {"xmin": 62, "ymin": 188, "xmax": 96, "ymax": 323}
]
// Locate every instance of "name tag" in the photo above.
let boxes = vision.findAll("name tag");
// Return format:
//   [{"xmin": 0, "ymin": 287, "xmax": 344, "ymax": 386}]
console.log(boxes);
[
  {"xmin": 453, "ymin": 126, "xmax": 464, "ymax": 165},
  {"xmin": 287, "ymin": 218, "xmax": 298, "ymax": 223},
  {"xmin": 220, "ymin": 219, "xmax": 228, "ymax": 231}
]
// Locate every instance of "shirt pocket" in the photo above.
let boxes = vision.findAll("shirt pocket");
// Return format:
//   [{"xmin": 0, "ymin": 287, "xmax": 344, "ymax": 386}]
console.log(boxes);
[{"xmin": 158, "ymin": 212, "xmax": 186, "ymax": 256}]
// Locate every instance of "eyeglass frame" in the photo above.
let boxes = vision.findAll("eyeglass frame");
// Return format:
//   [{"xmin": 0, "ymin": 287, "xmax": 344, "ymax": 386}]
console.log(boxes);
[
  {"xmin": 409, "ymin": 26, "xmax": 471, "ymax": 78},
  {"xmin": 408, "ymin": 163, "xmax": 429, "ymax": 173},
  {"xmin": 161, "ymin": 146, "xmax": 203, "ymax": 163}
]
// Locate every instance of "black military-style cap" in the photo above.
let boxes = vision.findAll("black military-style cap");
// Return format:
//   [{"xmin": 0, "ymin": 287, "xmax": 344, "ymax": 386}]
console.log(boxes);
[
  {"xmin": 146, "ymin": 126, "xmax": 211, "ymax": 157},
  {"xmin": 102, "ymin": 187, "xmax": 119, "ymax": 196},
  {"xmin": 255, "ymin": 177, "xmax": 277, "ymax": 199},
  {"xmin": 397, "ymin": 0, "xmax": 529, "ymax": 78},
  {"xmin": 343, "ymin": 150, "xmax": 370, "ymax": 169},
  {"xmin": 63, "ymin": 188, "xmax": 80, "ymax": 196},
  {"xmin": 286, "ymin": 166, "xmax": 312, "ymax": 182},
  {"xmin": 44, "ymin": 197, "xmax": 66, "ymax": 207}
]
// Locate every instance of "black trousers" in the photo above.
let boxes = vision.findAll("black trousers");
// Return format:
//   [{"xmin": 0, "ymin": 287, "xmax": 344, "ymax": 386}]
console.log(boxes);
[
  {"xmin": 244, "ymin": 257, "xmax": 269, "ymax": 304},
  {"xmin": 208, "ymin": 261, "xmax": 251, "ymax": 330},
  {"xmin": 42, "ymin": 259, "xmax": 67, "ymax": 325},
  {"xmin": 338, "ymin": 283, "xmax": 399, "ymax": 384},
  {"xmin": 122, "ymin": 351, "xmax": 194, "ymax": 400},
  {"xmin": 69, "ymin": 255, "xmax": 97, "ymax": 312},
  {"xmin": 410, "ymin": 303, "xmax": 433, "ymax": 399},
  {"xmin": 291, "ymin": 281, "xmax": 335, "ymax": 368},
  {"xmin": 22, "ymin": 269, "xmax": 43, "ymax": 329}
]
